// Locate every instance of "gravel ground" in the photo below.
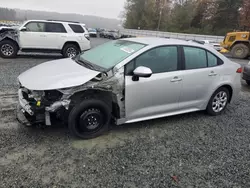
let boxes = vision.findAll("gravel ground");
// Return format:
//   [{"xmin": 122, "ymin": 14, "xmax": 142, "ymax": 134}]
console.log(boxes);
[{"xmin": 1, "ymin": 38, "xmax": 250, "ymax": 187}]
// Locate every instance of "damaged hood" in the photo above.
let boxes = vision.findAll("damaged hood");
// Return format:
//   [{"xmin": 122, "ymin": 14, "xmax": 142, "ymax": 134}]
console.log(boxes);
[{"xmin": 18, "ymin": 58, "xmax": 100, "ymax": 90}]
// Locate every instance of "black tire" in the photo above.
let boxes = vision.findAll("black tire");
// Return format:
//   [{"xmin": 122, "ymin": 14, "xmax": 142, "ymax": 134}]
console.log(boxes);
[
  {"xmin": 231, "ymin": 43, "xmax": 249, "ymax": 59},
  {"xmin": 206, "ymin": 87, "xmax": 230, "ymax": 116},
  {"xmin": 68, "ymin": 99, "xmax": 111, "ymax": 139},
  {"xmin": 0, "ymin": 39, "xmax": 18, "ymax": 58},
  {"xmin": 246, "ymin": 80, "xmax": 250, "ymax": 86},
  {"xmin": 62, "ymin": 43, "xmax": 80, "ymax": 58}
]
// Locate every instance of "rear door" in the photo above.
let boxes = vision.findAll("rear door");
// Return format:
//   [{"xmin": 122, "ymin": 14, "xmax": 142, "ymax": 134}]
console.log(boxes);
[
  {"xmin": 44, "ymin": 22, "xmax": 67, "ymax": 49},
  {"xmin": 178, "ymin": 46, "xmax": 224, "ymax": 110}
]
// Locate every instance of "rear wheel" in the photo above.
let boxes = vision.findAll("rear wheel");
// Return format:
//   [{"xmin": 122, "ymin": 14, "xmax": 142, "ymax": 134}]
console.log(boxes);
[
  {"xmin": 62, "ymin": 44, "xmax": 80, "ymax": 58},
  {"xmin": 231, "ymin": 43, "xmax": 249, "ymax": 59},
  {"xmin": 0, "ymin": 40, "xmax": 18, "ymax": 58},
  {"xmin": 206, "ymin": 87, "xmax": 230, "ymax": 116},
  {"xmin": 68, "ymin": 99, "xmax": 111, "ymax": 139}
]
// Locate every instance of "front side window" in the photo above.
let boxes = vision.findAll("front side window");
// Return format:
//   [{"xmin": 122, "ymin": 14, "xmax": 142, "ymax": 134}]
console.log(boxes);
[
  {"xmin": 46, "ymin": 23, "xmax": 66, "ymax": 33},
  {"xmin": 183, "ymin": 47, "xmax": 207, "ymax": 69},
  {"xmin": 135, "ymin": 46, "xmax": 178, "ymax": 74},
  {"xmin": 25, "ymin": 22, "xmax": 45, "ymax": 32},
  {"xmin": 78, "ymin": 40, "xmax": 146, "ymax": 69},
  {"xmin": 228, "ymin": 36, "xmax": 236, "ymax": 42}
]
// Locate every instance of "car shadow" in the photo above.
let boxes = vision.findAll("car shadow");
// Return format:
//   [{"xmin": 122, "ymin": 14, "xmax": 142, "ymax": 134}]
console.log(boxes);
[{"xmin": 18, "ymin": 110, "xmax": 207, "ymax": 141}]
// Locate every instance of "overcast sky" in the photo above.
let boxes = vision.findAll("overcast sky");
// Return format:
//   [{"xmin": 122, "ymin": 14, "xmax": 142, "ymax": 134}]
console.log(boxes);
[{"xmin": 0, "ymin": 0, "xmax": 126, "ymax": 19}]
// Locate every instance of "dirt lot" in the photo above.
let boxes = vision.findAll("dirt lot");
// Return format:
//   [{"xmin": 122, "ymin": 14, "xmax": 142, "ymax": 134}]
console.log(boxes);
[{"xmin": 1, "ymin": 38, "xmax": 250, "ymax": 188}]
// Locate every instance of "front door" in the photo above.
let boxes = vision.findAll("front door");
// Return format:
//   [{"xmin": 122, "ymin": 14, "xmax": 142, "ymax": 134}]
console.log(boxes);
[
  {"xmin": 125, "ymin": 46, "xmax": 183, "ymax": 122},
  {"xmin": 19, "ymin": 21, "xmax": 48, "ymax": 49}
]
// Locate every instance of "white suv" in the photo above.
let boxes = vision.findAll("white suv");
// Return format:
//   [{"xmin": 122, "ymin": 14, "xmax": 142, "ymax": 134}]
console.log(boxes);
[{"xmin": 0, "ymin": 20, "xmax": 91, "ymax": 58}]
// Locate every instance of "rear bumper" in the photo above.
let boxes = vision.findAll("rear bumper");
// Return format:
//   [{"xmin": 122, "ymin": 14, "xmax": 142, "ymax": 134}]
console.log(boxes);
[{"xmin": 79, "ymin": 41, "xmax": 91, "ymax": 51}]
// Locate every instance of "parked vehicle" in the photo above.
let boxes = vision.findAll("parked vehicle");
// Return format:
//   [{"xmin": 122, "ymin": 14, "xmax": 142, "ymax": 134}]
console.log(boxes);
[
  {"xmin": 17, "ymin": 38, "xmax": 241, "ymax": 139},
  {"xmin": 99, "ymin": 30, "xmax": 109, "ymax": 38},
  {"xmin": 106, "ymin": 30, "xmax": 120, "ymax": 40},
  {"xmin": 201, "ymin": 40, "xmax": 223, "ymax": 51},
  {"xmin": 189, "ymin": 40, "xmax": 222, "ymax": 51},
  {"xmin": 221, "ymin": 31, "xmax": 250, "ymax": 59},
  {"xmin": 242, "ymin": 62, "xmax": 250, "ymax": 85},
  {"xmin": 0, "ymin": 20, "xmax": 90, "ymax": 58},
  {"xmin": 88, "ymin": 28, "xmax": 97, "ymax": 37}
]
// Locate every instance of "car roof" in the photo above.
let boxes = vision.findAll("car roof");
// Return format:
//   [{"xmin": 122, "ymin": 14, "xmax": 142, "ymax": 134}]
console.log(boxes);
[
  {"xmin": 24, "ymin": 20, "xmax": 86, "ymax": 26},
  {"xmin": 121, "ymin": 37, "xmax": 206, "ymax": 47}
]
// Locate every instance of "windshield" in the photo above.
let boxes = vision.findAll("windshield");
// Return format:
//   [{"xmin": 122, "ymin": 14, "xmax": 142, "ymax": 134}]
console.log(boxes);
[{"xmin": 78, "ymin": 40, "xmax": 146, "ymax": 70}]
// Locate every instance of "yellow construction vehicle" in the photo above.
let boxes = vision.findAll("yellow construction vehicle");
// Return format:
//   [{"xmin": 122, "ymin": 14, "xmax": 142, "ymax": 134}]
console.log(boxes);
[{"xmin": 220, "ymin": 31, "xmax": 250, "ymax": 59}]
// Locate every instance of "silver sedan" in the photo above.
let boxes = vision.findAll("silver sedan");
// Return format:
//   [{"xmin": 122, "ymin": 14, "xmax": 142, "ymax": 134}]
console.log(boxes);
[{"xmin": 17, "ymin": 38, "xmax": 242, "ymax": 139}]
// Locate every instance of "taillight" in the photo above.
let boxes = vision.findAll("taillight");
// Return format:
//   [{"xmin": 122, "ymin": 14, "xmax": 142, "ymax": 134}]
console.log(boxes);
[{"xmin": 236, "ymin": 67, "xmax": 242, "ymax": 73}]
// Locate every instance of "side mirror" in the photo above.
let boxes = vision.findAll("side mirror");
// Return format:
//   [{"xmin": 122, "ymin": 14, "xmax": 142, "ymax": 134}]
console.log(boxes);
[
  {"xmin": 20, "ymin": 27, "xmax": 27, "ymax": 32},
  {"xmin": 132, "ymin": 66, "xmax": 152, "ymax": 81}
]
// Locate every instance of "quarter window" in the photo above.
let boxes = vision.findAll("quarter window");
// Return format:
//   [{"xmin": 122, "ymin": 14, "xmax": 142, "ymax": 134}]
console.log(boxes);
[
  {"xmin": 46, "ymin": 23, "xmax": 66, "ymax": 33},
  {"xmin": 207, "ymin": 52, "xmax": 218, "ymax": 67},
  {"xmin": 25, "ymin": 22, "xmax": 45, "ymax": 32},
  {"xmin": 134, "ymin": 46, "xmax": 178, "ymax": 74},
  {"xmin": 69, "ymin": 24, "xmax": 85, "ymax": 33},
  {"xmin": 183, "ymin": 47, "xmax": 207, "ymax": 69}
]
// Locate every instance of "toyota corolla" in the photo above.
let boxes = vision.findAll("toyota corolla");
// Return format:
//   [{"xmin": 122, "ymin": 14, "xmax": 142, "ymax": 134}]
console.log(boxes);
[{"xmin": 17, "ymin": 38, "xmax": 242, "ymax": 139}]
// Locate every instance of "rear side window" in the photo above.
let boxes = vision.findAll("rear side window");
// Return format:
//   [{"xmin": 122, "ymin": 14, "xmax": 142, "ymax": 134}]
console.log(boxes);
[
  {"xmin": 69, "ymin": 24, "xmax": 85, "ymax": 33},
  {"xmin": 183, "ymin": 46, "xmax": 223, "ymax": 69},
  {"xmin": 46, "ymin": 23, "xmax": 66, "ymax": 33},
  {"xmin": 25, "ymin": 22, "xmax": 45, "ymax": 32},
  {"xmin": 184, "ymin": 47, "xmax": 207, "ymax": 69}
]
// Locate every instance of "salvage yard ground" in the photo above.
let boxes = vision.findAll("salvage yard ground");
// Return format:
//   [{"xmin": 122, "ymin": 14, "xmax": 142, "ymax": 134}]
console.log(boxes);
[{"xmin": 1, "ymin": 38, "xmax": 250, "ymax": 187}]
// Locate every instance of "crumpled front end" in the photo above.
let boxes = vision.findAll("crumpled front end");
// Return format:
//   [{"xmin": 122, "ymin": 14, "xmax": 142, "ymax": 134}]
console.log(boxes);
[
  {"xmin": 17, "ymin": 85, "xmax": 71, "ymax": 126},
  {"xmin": 0, "ymin": 28, "xmax": 19, "ymax": 43}
]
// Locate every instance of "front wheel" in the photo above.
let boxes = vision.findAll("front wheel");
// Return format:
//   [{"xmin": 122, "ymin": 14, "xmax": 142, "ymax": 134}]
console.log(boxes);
[
  {"xmin": 206, "ymin": 87, "xmax": 230, "ymax": 116},
  {"xmin": 246, "ymin": 80, "xmax": 250, "ymax": 86},
  {"xmin": 0, "ymin": 40, "xmax": 18, "ymax": 58},
  {"xmin": 68, "ymin": 99, "xmax": 111, "ymax": 139}
]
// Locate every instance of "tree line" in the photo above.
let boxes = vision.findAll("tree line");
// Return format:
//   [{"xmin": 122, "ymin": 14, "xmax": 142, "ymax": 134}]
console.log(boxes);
[
  {"xmin": 123, "ymin": 0, "xmax": 250, "ymax": 35},
  {"xmin": 0, "ymin": 8, "xmax": 17, "ymax": 21}
]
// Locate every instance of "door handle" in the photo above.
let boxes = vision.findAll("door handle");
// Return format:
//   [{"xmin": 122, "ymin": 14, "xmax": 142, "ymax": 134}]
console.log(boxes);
[
  {"xmin": 61, "ymin": 36, "xmax": 67, "ymax": 38},
  {"xmin": 208, "ymin": 71, "xmax": 217, "ymax": 76},
  {"xmin": 171, "ymin": 76, "xmax": 182, "ymax": 82},
  {"xmin": 40, "ymin": 35, "xmax": 46, "ymax": 37}
]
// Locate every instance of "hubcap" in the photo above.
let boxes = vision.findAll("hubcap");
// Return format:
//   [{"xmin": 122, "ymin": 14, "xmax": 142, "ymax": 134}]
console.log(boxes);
[
  {"xmin": 1, "ymin": 44, "xmax": 14, "ymax": 56},
  {"xmin": 235, "ymin": 48, "xmax": 244, "ymax": 56},
  {"xmin": 212, "ymin": 91, "xmax": 228, "ymax": 113},
  {"xmin": 78, "ymin": 108, "xmax": 104, "ymax": 133},
  {"xmin": 66, "ymin": 47, "xmax": 77, "ymax": 58}
]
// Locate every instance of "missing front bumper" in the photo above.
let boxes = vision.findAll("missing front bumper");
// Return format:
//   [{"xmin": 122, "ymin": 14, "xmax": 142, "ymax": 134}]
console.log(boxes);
[{"xmin": 17, "ymin": 88, "xmax": 70, "ymax": 126}]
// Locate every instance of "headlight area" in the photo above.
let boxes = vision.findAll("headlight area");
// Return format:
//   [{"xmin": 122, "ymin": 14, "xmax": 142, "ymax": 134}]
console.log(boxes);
[{"xmin": 18, "ymin": 88, "xmax": 71, "ymax": 126}]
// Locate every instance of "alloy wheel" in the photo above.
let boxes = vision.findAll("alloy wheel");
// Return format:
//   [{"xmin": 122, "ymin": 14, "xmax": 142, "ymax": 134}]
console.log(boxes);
[
  {"xmin": 212, "ymin": 91, "xmax": 228, "ymax": 113},
  {"xmin": 66, "ymin": 47, "xmax": 77, "ymax": 58},
  {"xmin": 1, "ymin": 44, "xmax": 14, "ymax": 56}
]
